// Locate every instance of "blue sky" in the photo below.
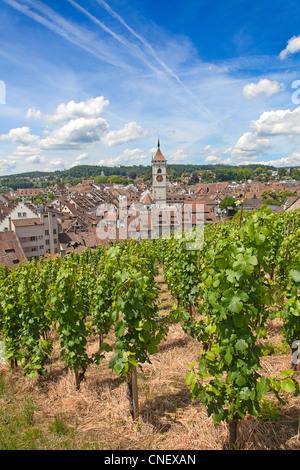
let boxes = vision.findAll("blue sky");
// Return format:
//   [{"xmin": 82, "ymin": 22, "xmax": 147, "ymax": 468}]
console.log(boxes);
[{"xmin": 1, "ymin": 0, "xmax": 300, "ymax": 175}]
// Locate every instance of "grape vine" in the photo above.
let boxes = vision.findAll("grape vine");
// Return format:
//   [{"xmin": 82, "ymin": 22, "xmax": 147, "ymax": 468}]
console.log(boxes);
[{"xmin": 0, "ymin": 207, "xmax": 298, "ymax": 448}]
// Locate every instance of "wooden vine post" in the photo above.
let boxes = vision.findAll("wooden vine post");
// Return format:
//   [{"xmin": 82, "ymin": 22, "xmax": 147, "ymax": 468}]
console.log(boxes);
[
  {"xmin": 227, "ymin": 414, "xmax": 239, "ymax": 450},
  {"xmin": 126, "ymin": 366, "xmax": 139, "ymax": 420},
  {"xmin": 291, "ymin": 341, "xmax": 299, "ymax": 372}
]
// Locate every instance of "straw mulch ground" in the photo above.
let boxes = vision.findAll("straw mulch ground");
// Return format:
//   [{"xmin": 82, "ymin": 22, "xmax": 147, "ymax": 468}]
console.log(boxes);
[{"xmin": 0, "ymin": 273, "xmax": 299, "ymax": 450}]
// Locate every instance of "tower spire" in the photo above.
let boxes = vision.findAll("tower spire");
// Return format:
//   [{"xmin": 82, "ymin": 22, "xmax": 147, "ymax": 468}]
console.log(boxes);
[{"xmin": 158, "ymin": 136, "xmax": 160, "ymax": 149}]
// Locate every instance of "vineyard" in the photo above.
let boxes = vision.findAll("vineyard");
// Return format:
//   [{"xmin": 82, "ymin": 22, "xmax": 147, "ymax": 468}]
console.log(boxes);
[{"xmin": 0, "ymin": 205, "xmax": 299, "ymax": 450}]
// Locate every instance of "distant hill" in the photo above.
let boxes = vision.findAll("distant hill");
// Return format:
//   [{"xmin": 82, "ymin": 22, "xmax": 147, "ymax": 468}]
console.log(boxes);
[
  {"xmin": 1, "ymin": 162, "xmax": 298, "ymax": 190},
  {"xmin": 1, "ymin": 162, "xmax": 276, "ymax": 180}
]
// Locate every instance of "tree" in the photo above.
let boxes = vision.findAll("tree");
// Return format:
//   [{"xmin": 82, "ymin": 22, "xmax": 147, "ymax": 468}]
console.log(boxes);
[
  {"xmin": 260, "ymin": 190, "xmax": 276, "ymax": 202},
  {"xmin": 255, "ymin": 167, "xmax": 265, "ymax": 176},
  {"xmin": 143, "ymin": 172, "xmax": 152, "ymax": 182},
  {"xmin": 128, "ymin": 171, "xmax": 137, "ymax": 180},
  {"xmin": 109, "ymin": 175, "xmax": 124, "ymax": 184},
  {"xmin": 47, "ymin": 192, "xmax": 56, "ymax": 201},
  {"xmin": 219, "ymin": 196, "xmax": 237, "ymax": 212},
  {"xmin": 260, "ymin": 190, "xmax": 281, "ymax": 206},
  {"xmin": 290, "ymin": 168, "xmax": 300, "ymax": 179},
  {"xmin": 278, "ymin": 168, "xmax": 287, "ymax": 178},
  {"xmin": 200, "ymin": 170, "xmax": 215, "ymax": 183},
  {"xmin": 279, "ymin": 190, "xmax": 297, "ymax": 204},
  {"xmin": 35, "ymin": 196, "xmax": 46, "ymax": 204},
  {"xmin": 189, "ymin": 172, "xmax": 199, "ymax": 184},
  {"xmin": 94, "ymin": 175, "xmax": 108, "ymax": 184}
]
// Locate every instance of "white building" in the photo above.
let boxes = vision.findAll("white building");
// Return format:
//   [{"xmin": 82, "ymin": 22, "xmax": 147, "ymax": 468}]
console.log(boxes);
[
  {"xmin": 12, "ymin": 218, "xmax": 46, "ymax": 262},
  {"xmin": 0, "ymin": 202, "xmax": 60, "ymax": 262},
  {"xmin": 0, "ymin": 202, "xmax": 37, "ymax": 232}
]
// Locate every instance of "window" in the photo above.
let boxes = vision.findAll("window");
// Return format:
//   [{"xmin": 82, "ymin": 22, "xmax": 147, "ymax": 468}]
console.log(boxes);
[
  {"xmin": 39, "ymin": 245, "xmax": 44, "ymax": 250},
  {"xmin": 38, "ymin": 235, "xmax": 43, "ymax": 240},
  {"xmin": 22, "ymin": 212, "xmax": 26, "ymax": 217},
  {"xmin": 30, "ymin": 236, "xmax": 37, "ymax": 242},
  {"xmin": 5, "ymin": 248, "xmax": 15, "ymax": 253},
  {"xmin": 45, "ymin": 230, "xmax": 49, "ymax": 235},
  {"xmin": 53, "ymin": 229, "xmax": 57, "ymax": 234},
  {"xmin": 12, "ymin": 259, "xmax": 19, "ymax": 265},
  {"xmin": 18, "ymin": 212, "xmax": 22, "ymax": 217},
  {"xmin": 45, "ymin": 239, "xmax": 50, "ymax": 245}
]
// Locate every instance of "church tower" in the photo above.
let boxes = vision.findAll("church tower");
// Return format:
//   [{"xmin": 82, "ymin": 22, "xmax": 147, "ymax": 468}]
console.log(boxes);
[{"xmin": 152, "ymin": 139, "xmax": 167, "ymax": 205}]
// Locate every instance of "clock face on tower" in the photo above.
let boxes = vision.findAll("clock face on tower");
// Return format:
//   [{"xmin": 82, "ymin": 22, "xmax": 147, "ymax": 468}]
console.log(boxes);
[{"xmin": 156, "ymin": 175, "xmax": 163, "ymax": 182}]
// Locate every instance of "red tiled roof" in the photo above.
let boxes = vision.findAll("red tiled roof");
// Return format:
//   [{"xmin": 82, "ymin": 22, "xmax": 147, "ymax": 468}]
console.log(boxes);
[
  {"xmin": 12, "ymin": 218, "xmax": 42, "ymax": 227},
  {"xmin": 17, "ymin": 188, "xmax": 40, "ymax": 196},
  {"xmin": 152, "ymin": 149, "xmax": 166, "ymax": 162},
  {"xmin": 0, "ymin": 232, "xmax": 26, "ymax": 269},
  {"xmin": 141, "ymin": 193, "xmax": 154, "ymax": 205}
]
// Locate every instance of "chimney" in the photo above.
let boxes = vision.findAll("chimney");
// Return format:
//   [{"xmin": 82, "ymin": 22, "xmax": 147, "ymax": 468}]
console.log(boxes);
[{"xmin": 8, "ymin": 217, "xmax": 11, "ymax": 231}]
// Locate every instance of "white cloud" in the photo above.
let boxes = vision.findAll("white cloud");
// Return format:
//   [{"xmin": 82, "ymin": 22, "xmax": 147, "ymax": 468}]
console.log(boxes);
[
  {"xmin": 44, "ymin": 157, "xmax": 66, "ymax": 171},
  {"xmin": 98, "ymin": 148, "xmax": 148, "ymax": 166},
  {"xmin": 204, "ymin": 154, "xmax": 218, "ymax": 163},
  {"xmin": 0, "ymin": 159, "xmax": 16, "ymax": 173},
  {"xmin": 230, "ymin": 105, "xmax": 300, "ymax": 163},
  {"xmin": 21, "ymin": 97, "xmax": 150, "ymax": 152},
  {"xmin": 40, "ymin": 117, "xmax": 109, "ymax": 150},
  {"xmin": 251, "ymin": 106, "xmax": 300, "ymax": 136},
  {"xmin": 243, "ymin": 79, "xmax": 285, "ymax": 99},
  {"xmin": 279, "ymin": 35, "xmax": 300, "ymax": 59},
  {"xmin": 25, "ymin": 96, "xmax": 109, "ymax": 123},
  {"xmin": 1, "ymin": 96, "xmax": 151, "ymax": 177},
  {"xmin": 25, "ymin": 155, "xmax": 46, "ymax": 164},
  {"xmin": 204, "ymin": 155, "xmax": 232, "ymax": 164},
  {"xmin": 75, "ymin": 152, "xmax": 88, "ymax": 161},
  {"xmin": 168, "ymin": 149, "xmax": 187, "ymax": 162},
  {"xmin": 257, "ymin": 153, "xmax": 300, "ymax": 167},
  {"xmin": 0, "ymin": 139, "xmax": 46, "ymax": 167},
  {"xmin": 39, "ymin": 119, "xmax": 149, "ymax": 150},
  {"xmin": 0, "ymin": 126, "xmax": 40, "ymax": 145},
  {"xmin": 101, "ymin": 122, "xmax": 150, "ymax": 146},
  {"xmin": 231, "ymin": 132, "xmax": 271, "ymax": 160},
  {"xmin": 13, "ymin": 145, "xmax": 42, "ymax": 158},
  {"xmin": 0, "ymin": 128, "xmax": 46, "ymax": 165},
  {"xmin": 69, "ymin": 152, "xmax": 89, "ymax": 167}
]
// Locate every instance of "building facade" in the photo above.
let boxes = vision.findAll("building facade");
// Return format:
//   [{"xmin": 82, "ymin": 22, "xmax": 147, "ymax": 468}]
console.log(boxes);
[{"xmin": 0, "ymin": 203, "xmax": 60, "ymax": 262}]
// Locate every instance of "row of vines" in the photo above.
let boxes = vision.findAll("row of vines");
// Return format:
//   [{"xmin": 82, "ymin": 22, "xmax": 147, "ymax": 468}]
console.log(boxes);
[
  {"xmin": 160, "ymin": 205, "xmax": 300, "ymax": 447},
  {"xmin": 0, "ymin": 205, "xmax": 299, "ymax": 449}
]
